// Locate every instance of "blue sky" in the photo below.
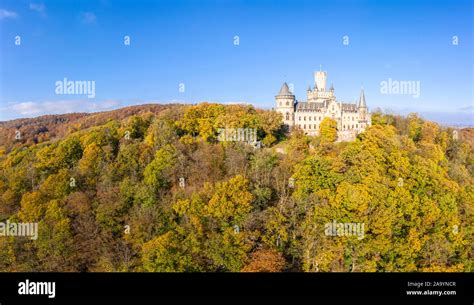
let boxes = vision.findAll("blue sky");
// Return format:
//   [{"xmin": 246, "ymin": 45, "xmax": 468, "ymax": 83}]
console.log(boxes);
[{"xmin": 0, "ymin": 0, "xmax": 473, "ymax": 125}]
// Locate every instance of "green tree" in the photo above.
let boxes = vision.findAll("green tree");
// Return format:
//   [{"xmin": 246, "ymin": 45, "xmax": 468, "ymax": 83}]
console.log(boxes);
[
  {"xmin": 143, "ymin": 144, "xmax": 178, "ymax": 191},
  {"xmin": 319, "ymin": 117, "xmax": 338, "ymax": 143}
]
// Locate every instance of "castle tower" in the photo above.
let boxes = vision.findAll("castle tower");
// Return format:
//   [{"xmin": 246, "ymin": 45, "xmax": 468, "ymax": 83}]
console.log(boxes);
[
  {"xmin": 314, "ymin": 69, "xmax": 327, "ymax": 92},
  {"xmin": 358, "ymin": 88, "xmax": 369, "ymax": 131},
  {"xmin": 275, "ymin": 82, "xmax": 295, "ymax": 127}
]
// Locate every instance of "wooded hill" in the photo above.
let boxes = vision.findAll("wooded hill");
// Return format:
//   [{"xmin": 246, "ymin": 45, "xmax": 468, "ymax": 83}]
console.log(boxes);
[{"xmin": 0, "ymin": 103, "xmax": 472, "ymax": 272}]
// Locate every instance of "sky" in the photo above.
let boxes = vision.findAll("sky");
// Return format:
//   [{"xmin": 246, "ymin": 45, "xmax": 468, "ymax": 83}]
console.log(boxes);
[{"xmin": 0, "ymin": 0, "xmax": 473, "ymax": 125}]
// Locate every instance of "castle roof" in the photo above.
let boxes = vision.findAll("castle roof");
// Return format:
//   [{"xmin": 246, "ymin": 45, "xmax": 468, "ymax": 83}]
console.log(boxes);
[
  {"xmin": 277, "ymin": 82, "xmax": 293, "ymax": 96},
  {"xmin": 296, "ymin": 102, "xmax": 326, "ymax": 110},
  {"xmin": 341, "ymin": 103, "xmax": 358, "ymax": 111},
  {"xmin": 296, "ymin": 101, "xmax": 359, "ymax": 112}
]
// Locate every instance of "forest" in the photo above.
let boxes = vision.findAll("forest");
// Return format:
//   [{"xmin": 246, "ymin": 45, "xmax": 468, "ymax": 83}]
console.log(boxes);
[{"xmin": 0, "ymin": 103, "xmax": 472, "ymax": 272}]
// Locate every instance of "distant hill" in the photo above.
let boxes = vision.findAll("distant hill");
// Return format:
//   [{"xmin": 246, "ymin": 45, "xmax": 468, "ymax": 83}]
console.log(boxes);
[{"xmin": 0, "ymin": 104, "xmax": 173, "ymax": 151}]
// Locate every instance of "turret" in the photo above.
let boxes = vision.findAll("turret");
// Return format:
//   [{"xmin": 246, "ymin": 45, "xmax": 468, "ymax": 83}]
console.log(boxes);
[
  {"xmin": 358, "ymin": 88, "xmax": 370, "ymax": 130},
  {"xmin": 358, "ymin": 88, "xmax": 367, "ymax": 109},
  {"xmin": 275, "ymin": 82, "xmax": 295, "ymax": 127}
]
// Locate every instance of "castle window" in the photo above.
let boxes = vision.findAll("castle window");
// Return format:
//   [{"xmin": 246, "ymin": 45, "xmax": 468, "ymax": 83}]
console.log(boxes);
[
  {"xmin": 279, "ymin": 102, "xmax": 282, "ymax": 107},
  {"xmin": 356, "ymin": 124, "xmax": 358, "ymax": 128},
  {"xmin": 304, "ymin": 124, "xmax": 306, "ymax": 129},
  {"xmin": 286, "ymin": 112, "xmax": 290, "ymax": 120},
  {"xmin": 286, "ymin": 101, "xmax": 289, "ymax": 106},
  {"xmin": 314, "ymin": 124, "xmax": 317, "ymax": 129},
  {"xmin": 309, "ymin": 116, "xmax": 311, "ymax": 121},
  {"xmin": 343, "ymin": 125, "xmax": 345, "ymax": 129},
  {"xmin": 299, "ymin": 116, "xmax": 301, "ymax": 121},
  {"xmin": 308, "ymin": 125, "xmax": 311, "ymax": 129},
  {"xmin": 319, "ymin": 116, "xmax": 322, "ymax": 120},
  {"xmin": 352, "ymin": 117, "xmax": 354, "ymax": 121}
]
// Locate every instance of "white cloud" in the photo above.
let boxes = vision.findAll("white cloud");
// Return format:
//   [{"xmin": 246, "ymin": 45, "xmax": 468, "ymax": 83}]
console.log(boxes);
[
  {"xmin": 0, "ymin": 9, "xmax": 18, "ymax": 20},
  {"xmin": 11, "ymin": 101, "xmax": 44, "ymax": 116},
  {"xmin": 29, "ymin": 3, "xmax": 46, "ymax": 16},
  {"xmin": 458, "ymin": 105, "xmax": 474, "ymax": 112},
  {"xmin": 0, "ymin": 100, "xmax": 122, "ymax": 121},
  {"xmin": 222, "ymin": 101, "xmax": 251, "ymax": 105},
  {"xmin": 80, "ymin": 12, "xmax": 96, "ymax": 24}
]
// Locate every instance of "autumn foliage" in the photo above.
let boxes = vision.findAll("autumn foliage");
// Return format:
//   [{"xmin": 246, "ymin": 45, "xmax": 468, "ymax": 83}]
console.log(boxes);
[{"xmin": 0, "ymin": 105, "xmax": 472, "ymax": 272}]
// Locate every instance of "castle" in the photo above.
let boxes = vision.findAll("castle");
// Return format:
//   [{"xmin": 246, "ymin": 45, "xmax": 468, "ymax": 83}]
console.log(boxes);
[{"xmin": 275, "ymin": 70, "xmax": 371, "ymax": 141}]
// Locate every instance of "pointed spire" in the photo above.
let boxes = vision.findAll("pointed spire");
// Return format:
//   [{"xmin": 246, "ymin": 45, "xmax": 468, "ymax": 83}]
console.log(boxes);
[
  {"xmin": 307, "ymin": 85, "xmax": 311, "ymax": 92},
  {"xmin": 278, "ymin": 82, "xmax": 293, "ymax": 96},
  {"xmin": 330, "ymin": 83, "xmax": 334, "ymax": 91},
  {"xmin": 359, "ymin": 88, "xmax": 367, "ymax": 108}
]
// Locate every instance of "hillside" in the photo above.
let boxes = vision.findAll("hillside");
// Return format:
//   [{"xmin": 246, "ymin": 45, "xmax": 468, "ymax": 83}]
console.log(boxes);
[
  {"xmin": 0, "ymin": 103, "xmax": 472, "ymax": 272},
  {"xmin": 0, "ymin": 104, "xmax": 172, "ymax": 151}
]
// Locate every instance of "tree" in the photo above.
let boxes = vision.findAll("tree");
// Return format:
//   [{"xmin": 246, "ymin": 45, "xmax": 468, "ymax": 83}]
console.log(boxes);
[
  {"xmin": 241, "ymin": 248, "xmax": 286, "ymax": 272},
  {"xmin": 319, "ymin": 117, "xmax": 338, "ymax": 143},
  {"xmin": 141, "ymin": 230, "xmax": 200, "ymax": 272},
  {"xmin": 144, "ymin": 118, "xmax": 177, "ymax": 150},
  {"xmin": 143, "ymin": 144, "xmax": 178, "ymax": 191},
  {"xmin": 56, "ymin": 136, "xmax": 83, "ymax": 168},
  {"xmin": 407, "ymin": 113, "xmax": 423, "ymax": 142},
  {"xmin": 35, "ymin": 200, "xmax": 74, "ymax": 271},
  {"xmin": 206, "ymin": 175, "xmax": 253, "ymax": 225},
  {"xmin": 177, "ymin": 103, "xmax": 225, "ymax": 141},
  {"xmin": 126, "ymin": 115, "xmax": 149, "ymax": 140},
  {"xmin": 78, "ymin": 143, "xmax": 106, "ymax": 186},
  {"xmin": 420, "ymin": 121, "xmax": 439, "ymax": 144},
  {"xmin": 293, "ymin": 155, "xmax": 342, "ymax": 199}
]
